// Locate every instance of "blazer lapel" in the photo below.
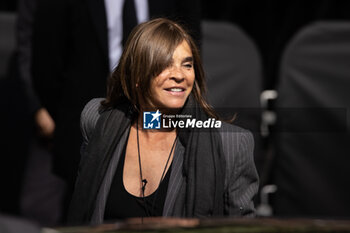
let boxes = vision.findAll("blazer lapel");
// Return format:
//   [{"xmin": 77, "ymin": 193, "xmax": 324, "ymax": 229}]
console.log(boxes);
[
  {"xmin": 91, "ymin": 127, "xmax": 130, "ymax": 224},
  {"xmin": 163, "ymin": 140, "xmax": 185, "ymax": 216},
  {"xmin": 68, "ymin": 106, "xmax": 132, "ymax": 223},
  {"xmin": 86, "ymin": 0, "xmax": 109, "ymax": 60}
]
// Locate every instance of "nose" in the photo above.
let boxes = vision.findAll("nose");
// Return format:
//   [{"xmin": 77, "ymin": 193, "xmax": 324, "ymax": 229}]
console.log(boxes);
[{"xmin": 169, "ymin": 66, "xmax": 185, "ymax": 83}]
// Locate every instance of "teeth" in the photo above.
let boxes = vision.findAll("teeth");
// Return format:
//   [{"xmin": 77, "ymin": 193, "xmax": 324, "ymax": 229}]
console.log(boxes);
[{"xmin": 170, "ymin": 88, "xmax": 183, "ymax": 92}]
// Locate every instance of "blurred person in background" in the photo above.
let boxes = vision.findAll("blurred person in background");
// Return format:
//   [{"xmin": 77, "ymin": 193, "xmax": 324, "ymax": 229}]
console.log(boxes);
[{"xmin": 15, "ymin": 0, "xmax": 65, "ymax": 226}]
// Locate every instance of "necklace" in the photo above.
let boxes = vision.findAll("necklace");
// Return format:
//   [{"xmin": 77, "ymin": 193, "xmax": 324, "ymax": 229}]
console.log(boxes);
[{"xmin": 136, "ymin": 121, "xmax": 177, "ymax": 216}]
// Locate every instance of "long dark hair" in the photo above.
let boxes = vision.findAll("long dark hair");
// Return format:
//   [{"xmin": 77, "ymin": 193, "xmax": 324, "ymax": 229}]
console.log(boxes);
[{"xmin": 102, "ymin": 18, "xmax": 217, "ymax": 118}]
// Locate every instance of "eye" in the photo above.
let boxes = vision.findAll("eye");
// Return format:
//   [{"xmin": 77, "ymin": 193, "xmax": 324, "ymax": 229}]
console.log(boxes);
[{"xmin": 183, "ymin": 63, "xmax": 193, "ymax": 69}]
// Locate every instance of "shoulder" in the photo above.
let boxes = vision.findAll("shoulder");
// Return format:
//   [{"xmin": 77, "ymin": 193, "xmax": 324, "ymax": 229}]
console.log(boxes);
[
  {"xmin": 218, "ymin": 122, "xmax": 254, "ymax": 153},
  {"xmin": 80, "ymin": 98, "xmax": 132, "ymax": 140},
  {"xmin": 80, "ymin": 98, "xmax": 104, "ymax": 141}
]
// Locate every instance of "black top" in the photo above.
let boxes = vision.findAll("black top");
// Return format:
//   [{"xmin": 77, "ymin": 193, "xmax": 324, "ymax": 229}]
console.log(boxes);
[{"xmin": 104, "ymin": 148, "xmax": 172, "ymax": 220}]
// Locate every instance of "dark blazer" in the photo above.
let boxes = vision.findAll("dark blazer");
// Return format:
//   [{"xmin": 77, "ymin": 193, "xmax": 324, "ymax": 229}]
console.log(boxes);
[
  {"xmin": 68, "ymin": 98, "xmax": 259, "ymax": 224},
  {"xmin": 32, "ymin": 0, "xmax": 201, "ymax": 187}
]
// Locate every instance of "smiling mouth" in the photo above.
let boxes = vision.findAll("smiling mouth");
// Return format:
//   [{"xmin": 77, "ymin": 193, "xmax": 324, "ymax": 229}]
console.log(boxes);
[{"xmin": 165, "ymin": 88, "xmax": 185, "ymax": 92}]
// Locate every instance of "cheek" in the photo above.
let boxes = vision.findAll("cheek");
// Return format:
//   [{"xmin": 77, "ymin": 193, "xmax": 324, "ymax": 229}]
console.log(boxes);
[
  {"xmin": 150, "ymin": 79, "xmax": 164, "ymax": 98},
  {"xmin": 152, "ymin": 71, "xmax": 169, "ymax": 88},
  {"xmin": 189, "ymin": 73, "xmax": 195, "ymax": 89}
]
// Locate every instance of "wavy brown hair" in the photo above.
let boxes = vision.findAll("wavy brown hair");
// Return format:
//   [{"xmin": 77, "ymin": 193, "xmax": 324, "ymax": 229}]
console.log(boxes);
[{"xmin": 102, "ymin": 18, "xmax": 217, "ymax": 118}]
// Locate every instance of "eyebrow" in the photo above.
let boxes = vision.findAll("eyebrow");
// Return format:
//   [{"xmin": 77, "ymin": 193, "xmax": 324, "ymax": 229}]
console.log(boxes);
[{"xmin": 183, "ymin": 57, "xmax": 193, "ymax": 63}]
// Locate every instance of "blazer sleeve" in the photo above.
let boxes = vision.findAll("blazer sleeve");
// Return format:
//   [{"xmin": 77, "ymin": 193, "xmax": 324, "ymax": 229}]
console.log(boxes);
[
  {"xmin": 222, "ymin": 125, "xmax": 259, "ymax": 217},
  {"xmin": 79, "ymin": 98, "xmax": 103, "ymax": 163}
]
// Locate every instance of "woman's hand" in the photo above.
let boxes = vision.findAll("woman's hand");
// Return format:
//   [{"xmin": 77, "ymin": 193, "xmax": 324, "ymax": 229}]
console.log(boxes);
[{"xmin": 35, "ymin": 108, "xmax": 55, "ymax": 138}]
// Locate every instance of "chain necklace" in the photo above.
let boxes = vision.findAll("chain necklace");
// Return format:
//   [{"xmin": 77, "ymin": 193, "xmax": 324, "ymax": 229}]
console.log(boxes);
[{"xmin": 136, "ymin": 121, "xmax": 177, "ymax": 216}]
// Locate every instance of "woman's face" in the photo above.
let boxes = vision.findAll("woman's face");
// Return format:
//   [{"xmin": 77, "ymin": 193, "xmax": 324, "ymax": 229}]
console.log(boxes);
[{"xmin": 149, "ymin": 40, "xmax": 195, "ymax": 109}]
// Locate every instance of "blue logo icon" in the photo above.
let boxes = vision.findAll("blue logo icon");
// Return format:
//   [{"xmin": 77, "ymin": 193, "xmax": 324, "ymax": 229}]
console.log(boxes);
[{"xmin": 143, "ymin": 110, "xmax": 161, "ymax": 129}]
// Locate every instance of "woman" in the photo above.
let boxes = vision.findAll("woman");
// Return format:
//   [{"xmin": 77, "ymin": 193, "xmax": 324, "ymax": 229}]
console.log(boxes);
[{"xmin": 68, "ymin": 18, "xmax": 258, "ymax": 224}]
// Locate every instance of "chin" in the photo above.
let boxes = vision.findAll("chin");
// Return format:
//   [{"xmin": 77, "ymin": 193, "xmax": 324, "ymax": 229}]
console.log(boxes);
[{"xmin": 161, "ymin": 101, "xmax": 186, "ymax": 110}]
